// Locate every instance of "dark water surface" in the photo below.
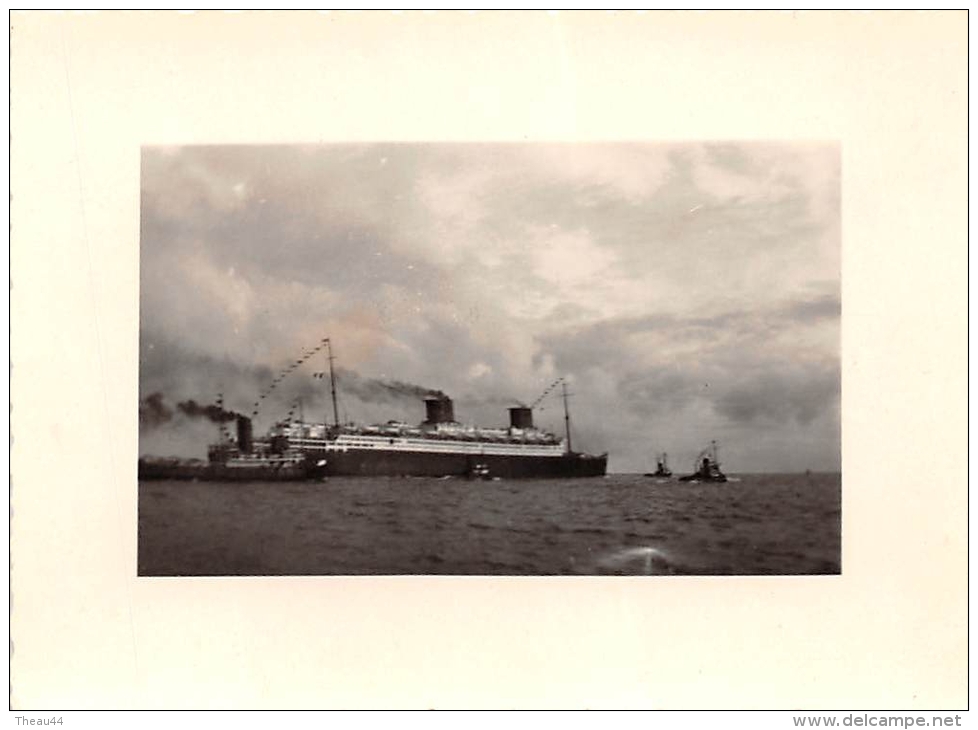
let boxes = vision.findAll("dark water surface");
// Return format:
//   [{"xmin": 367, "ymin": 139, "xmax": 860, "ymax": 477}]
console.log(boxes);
[{"xmin": 138, "ymin": 473, "xmax": 840, "ymax": 576}]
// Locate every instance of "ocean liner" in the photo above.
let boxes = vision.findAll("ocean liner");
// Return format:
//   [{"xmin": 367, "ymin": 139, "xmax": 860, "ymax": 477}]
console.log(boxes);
[
  {"xmin": 271, "ymin": 391, "xmax": 607, "ymax": 479},
  {"xmin": 139, "ymin": 340, "xmax": 608, "ymax": 481}
]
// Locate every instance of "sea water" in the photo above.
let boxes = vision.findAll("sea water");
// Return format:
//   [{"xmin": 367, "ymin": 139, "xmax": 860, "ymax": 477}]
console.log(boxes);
[{"xmin": 138, "ymin": 473, "xmax": 840, "ymax": 576}]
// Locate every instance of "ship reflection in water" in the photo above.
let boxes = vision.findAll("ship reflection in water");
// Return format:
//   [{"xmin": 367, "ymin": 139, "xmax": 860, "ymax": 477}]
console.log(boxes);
[{"xmin": 138, "ymin": 472, "xmax": 841, "ymax": 576}]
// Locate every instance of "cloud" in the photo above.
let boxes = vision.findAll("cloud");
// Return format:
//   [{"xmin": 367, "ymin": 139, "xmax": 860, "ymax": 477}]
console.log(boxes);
[
  {"xmin": 712, "ymin": 365, "xmax": 840, "ymax": 426},
  {"xmin": 535, "ymin": 297, "xmax": 840, "ymax": 469}
]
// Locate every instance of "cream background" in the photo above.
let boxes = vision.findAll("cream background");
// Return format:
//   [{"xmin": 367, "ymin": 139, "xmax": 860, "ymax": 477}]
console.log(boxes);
[{"xmin": 9, "ymin": 11, "xmax": 967, "ymax": 709}]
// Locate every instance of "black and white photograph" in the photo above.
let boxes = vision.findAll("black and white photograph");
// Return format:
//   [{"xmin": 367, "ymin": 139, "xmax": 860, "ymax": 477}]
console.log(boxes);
[
  {"xmin": 138, "ymin": 142, "xmax": 841, "ymax": 576},
  {"xmin": 13, "ymin": 11, "xmax": 965, "ymax": 712}
]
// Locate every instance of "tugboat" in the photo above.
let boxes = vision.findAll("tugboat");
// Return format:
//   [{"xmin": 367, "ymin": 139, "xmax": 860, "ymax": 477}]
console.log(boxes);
[
  {"xmin": 138, "ymin": 413, "xmax": 329, "ymax": 482},
  {"xmin": 643, "ymin": 452, "xmax": 673, "ymax": 478},
  {"xmin": 678, "ymin": 441, "xmax": 727, "ymax": 483}
]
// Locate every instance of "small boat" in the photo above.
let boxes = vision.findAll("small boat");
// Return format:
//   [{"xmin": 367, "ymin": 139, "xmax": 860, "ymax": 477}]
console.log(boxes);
[
  {"xmin": 643, "ymin": 452, "xmax": 673, "ymax": 478},
  {"xmin": 466, "ymin": 462, "xmax": 492, "ymax": 480},
  {"xmin": 679, "ymin": 441, "xmax": 727, "ymax": 483}
]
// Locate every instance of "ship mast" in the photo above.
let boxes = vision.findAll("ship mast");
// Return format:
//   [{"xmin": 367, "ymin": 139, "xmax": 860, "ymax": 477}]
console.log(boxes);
[
  {"xmin": 217, "ymin": 392, "xmax": 226, "ymax": 446},
  {"xmin": 325, "ymin": 338, "xmax": 339, "ymax": 428},
  {"xmin": 562, "ymin": 380, "xmax": 573, "ymax": 454}
]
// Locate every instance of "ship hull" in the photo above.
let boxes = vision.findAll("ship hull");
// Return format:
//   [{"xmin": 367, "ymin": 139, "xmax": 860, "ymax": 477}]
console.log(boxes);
[
  {"xmin": 678, "ymin": 474, "xmax": 727, "ymax": 483},
  {"xmin": 138, "ymin": 452, "xmax": 606, "ymax": 480},
  {"xmin": 319, "ymin": 449, "xmax": 608, "ymax": 479},
  {"xmin": 138, "ymin": 460, "xmax": 329, "ymax": 482}
]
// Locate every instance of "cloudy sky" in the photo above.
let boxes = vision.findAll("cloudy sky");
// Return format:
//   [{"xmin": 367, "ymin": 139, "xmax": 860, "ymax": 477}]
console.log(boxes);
[{"xmin": 140, "ymin": 143, "xmax": 840, "ymax": 473}]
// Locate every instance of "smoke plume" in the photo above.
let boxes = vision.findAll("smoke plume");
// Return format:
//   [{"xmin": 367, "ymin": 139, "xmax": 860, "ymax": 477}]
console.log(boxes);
[
  {"xmin": 139, "ymin": 392, "xmax": 172, "ymax": 428},
  {"xmin": 333, "ymin": 368, "xmax": 448, "ymax": 404},
  {"xmin": 139, "ymin": 393, "xmax": 243, "ymax": 432},
  {"xmin": 176, "ymin": 399, "xmax": 243, "ymax": 424}
]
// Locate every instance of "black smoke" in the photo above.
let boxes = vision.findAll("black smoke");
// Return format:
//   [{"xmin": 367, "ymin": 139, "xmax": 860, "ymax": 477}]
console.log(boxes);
[
  {"xmin": 139, "ymin": 392, "xmax": 243, "ymax": 431},
  {"xmin": 176, "ymin": 399, "xmax": 243, "ymax": 424},
  {"xmin": 139, "ymin": 392, "xmax": 172, "ymax": 428},
  {"xmin": 332, "ymin": 368, "xmax": 448, "ymax": 404}
]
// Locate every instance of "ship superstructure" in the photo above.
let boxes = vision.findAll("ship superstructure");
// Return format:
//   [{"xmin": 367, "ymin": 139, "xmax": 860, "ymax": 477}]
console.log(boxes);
[{"xmin": 259, "ymin": 389, "xmax": 607, "ymax": 479}]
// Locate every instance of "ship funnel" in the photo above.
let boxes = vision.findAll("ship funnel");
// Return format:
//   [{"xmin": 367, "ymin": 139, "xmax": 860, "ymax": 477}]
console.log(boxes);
[
  {"xmin": 236, "ymin": 415, "xmax": 253, "ymax": 454},
  {"xmin": 424, "ymin": 395, "xmax": 455, "ymax": 424},
  {"xmin": 509, "ymin": 406, "xmax": 533, "ymax": 429}
]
